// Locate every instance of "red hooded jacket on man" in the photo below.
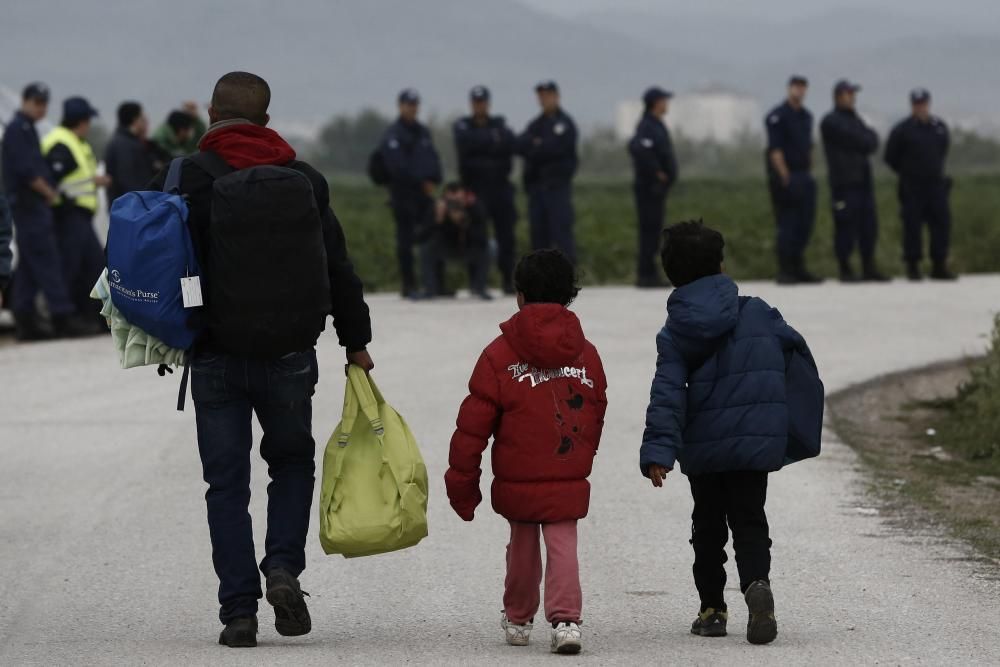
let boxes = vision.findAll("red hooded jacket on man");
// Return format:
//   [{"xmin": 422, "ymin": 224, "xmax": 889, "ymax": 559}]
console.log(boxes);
[{"xmin": 445, "ymin": 303, "xmax": 608, "ymax": 523}]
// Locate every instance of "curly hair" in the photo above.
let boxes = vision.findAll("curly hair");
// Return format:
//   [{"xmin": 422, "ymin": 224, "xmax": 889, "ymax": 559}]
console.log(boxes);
[
  {"xmin": 514, "ymin": 249, "xmax": 580, "ymax": 306},
  {"xmin": 660, "ymin": 220, "xmax": 725, "ymax": 287}
]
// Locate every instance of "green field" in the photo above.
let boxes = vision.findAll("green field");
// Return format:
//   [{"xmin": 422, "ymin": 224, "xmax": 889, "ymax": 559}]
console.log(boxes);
[{"xmin": 329, "ymin": 175, "xmax": 1000, "ymax": 292}]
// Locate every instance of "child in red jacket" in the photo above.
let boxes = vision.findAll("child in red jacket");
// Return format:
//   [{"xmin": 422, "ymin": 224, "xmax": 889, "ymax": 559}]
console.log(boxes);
[{"xmin": 445, "ymin": 250, "xmax": 608, "ymax": 655}]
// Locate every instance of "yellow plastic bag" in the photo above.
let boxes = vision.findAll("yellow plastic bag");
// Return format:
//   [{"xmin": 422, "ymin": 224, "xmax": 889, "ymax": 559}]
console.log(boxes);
[{"xmin": 319, "ymin": 366, "xmax": 429, "ymax": 558}]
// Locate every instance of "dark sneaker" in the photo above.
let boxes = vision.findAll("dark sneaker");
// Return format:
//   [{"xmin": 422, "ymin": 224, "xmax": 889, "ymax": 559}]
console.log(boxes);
[
  {"xmin": 690, "ymin": 607, "xmax": 728, "ymax": 637},
  {"xmin": 219, "ymin": 616, "xmax": 257, "ymax": 648},
  {"xmin": 839, "ymin": 269, "xmax": 861, "ymax": 284},
  {"xmin": 744, "ymin": 580, "xmax": 778, "ymax": 645},
  {"xmin": 265, "ymin": 569, "xmax": 312, "ymax": 637},
  {"xmin": 907, "ymin": 263, "xmax": 924, "ymax": 281},
  {"xmin": 861, "ymin": 263, "xmax": 891, "ymax": 283},
  {"xmin": 794, "ymin": 268, "xmax": 824, "ymax": 284},
  {"xmin": 51, "ymin": 314, "xmax": 93, "ymax": 339},
  {"xmin": 13, "ymin": 311, "xmax": 53, "ymax": 342}
]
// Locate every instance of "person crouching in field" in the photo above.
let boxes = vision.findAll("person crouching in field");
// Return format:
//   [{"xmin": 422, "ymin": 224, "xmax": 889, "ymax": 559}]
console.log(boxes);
[
  {"xmin": 445, "ymin": 250, "xmax": 608, "ymax": 655},
  {"xmin": 641, "ymin": 220, "xmax": 818, "ymax": 645}
]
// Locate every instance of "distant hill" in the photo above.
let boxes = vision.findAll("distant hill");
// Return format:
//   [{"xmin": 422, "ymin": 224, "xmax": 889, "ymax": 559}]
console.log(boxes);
[{"xmin": 2, "ymin": 0, "xmax": 997, "ymax": 137}]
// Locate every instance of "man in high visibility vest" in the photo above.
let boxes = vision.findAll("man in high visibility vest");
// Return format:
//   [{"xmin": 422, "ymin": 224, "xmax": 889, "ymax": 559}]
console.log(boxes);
[{"xmin": 42, "ymin": 96, "xmax": 110, "ymax": 329}]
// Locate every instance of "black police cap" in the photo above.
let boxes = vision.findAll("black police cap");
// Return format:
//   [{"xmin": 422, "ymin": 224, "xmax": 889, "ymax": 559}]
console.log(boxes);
[
  {"xmin": 398, "ymin": 88, "xmax": 421, "ymax": 104},
  {"xmin": 63, "ymin": 96, "xmax": 99, "ymax": 123},
  {"xmin": 470, "ymin": 85, "xmax": 490, "ymax": 101},
  {"xmin": 535, "ymin": 80, "xmax": 559, "ymax": 93},
  {"xmin": 22, "ymin": 82, "xmax": 50, "ymax": 103},
  {"xmin": 910, "ymin": 87, "xmax": 931, "ymax": 104},
  {"xmin": 642, "ymin": 86, "xmax": 673, "ymax": 107},
  {"xmin": 833, "ymin": 79, "xmax": 861, "ymax": 96}
]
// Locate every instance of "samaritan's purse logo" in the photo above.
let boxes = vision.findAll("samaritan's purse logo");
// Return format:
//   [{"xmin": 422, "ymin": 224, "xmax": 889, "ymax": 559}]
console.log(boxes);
[{"xmin": 107, "ymin": 268, "xmax": 160, "ymax": 304}]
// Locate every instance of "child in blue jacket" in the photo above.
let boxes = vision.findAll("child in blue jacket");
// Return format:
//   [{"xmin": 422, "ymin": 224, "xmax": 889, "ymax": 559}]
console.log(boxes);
[{"xmin": 641, "ymin": 220, "xmax": 819, "ymax": 645}]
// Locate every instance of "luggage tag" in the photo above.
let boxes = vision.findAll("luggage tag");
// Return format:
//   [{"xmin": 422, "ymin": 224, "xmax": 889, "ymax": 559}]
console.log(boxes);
[{"xmin": 180, "ymin": 276, "xmax": 203, "ymax": 308}]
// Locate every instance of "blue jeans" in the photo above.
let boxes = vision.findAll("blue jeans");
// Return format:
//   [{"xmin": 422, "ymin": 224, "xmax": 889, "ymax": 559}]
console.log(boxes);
[{"xmin": 191, "ymin": 349, "xmax": 319, "ymax": 624}]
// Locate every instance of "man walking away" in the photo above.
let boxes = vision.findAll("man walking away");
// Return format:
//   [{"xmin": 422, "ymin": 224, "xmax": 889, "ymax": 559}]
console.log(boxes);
[
  {"xmin": 149, "ymin": 71, "xmax": 374, "ymax": 648},
  {"xmin": 42, "ymin": 96, "xmax": 111, "ymax": 331},
  {"xmin": 1, "ymin": 82, "xmax": 88, "ymax": 340},
  {"xmin": 517, "ymin": 81, "xmax": 579, "ymax": 262},
  {"xmin": 765, "ymin": 76, "xmax": 822, "ymax": 285},
  {"xmin": 820, "ymin": 80, "xmax": 888, "ymax": 283},
  {"xmin": 629, "ymin": 86, "xmax": 677, "ymax": 288},
  {"xmin": 377, "ymin": 89, "xmax": 443, "ymax": 298},
  {"xmin": 104, "ymin": 101, "xmax": 158, "ymax": 205},
  {"xmin": 885, "ymin": 88, "xmax": 956, "ymax": 281},
  {"xmin": 453, "ymin": 85, "xmax": 518, "ymax": 294}
]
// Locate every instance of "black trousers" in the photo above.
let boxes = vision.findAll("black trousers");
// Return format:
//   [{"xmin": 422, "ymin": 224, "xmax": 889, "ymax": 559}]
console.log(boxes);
[
  {"xmin": 831, "ymin": 184, "xmax": 879, "ymax": 265},
  {"xmin": 391, "ymin": 194, "xmax": 434, "ymax": 291},
  {"xmin": 472, "ymin": 182, "xmax": 517, "ymax": 287},
  {"xmin": 634, "ymin": 187, "xmax": 666, "ymax": 282},
  {"xmin": 899, "ymin": 180, "xmax": 950, "ymax": 264},
  {"xmin": 769, "ymin": 172, "xmax": 817, "ymax": 268},
  {"xmin": 688, "ymin": 471, "xmax": 771, "ymax": 610}
]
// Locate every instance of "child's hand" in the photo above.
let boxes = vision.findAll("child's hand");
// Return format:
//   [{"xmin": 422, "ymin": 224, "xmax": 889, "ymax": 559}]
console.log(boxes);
[{"xmin": 648, "ymin": 464, "xmax": 670, "ymax": 488}]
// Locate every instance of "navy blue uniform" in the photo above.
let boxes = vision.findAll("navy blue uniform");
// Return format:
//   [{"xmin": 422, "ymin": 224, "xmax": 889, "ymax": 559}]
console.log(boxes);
[
  {"xmin": 820, "ymin": 108, "xmax": 880, "ymax": 266},
  {"xmin": 516, "ymin": 109, "xmax": 578, "ymax": 261},
  {"xmin": 378, "ymin": 118, "xmax": 443, "ymax": 291},
  {"xmin": 46, "ymin": 143, "xmax": 105, "ymax": 316},
  {"xmin": 453, "ymin": 114, "xmax": 517, "ymax": 288},
  {"xmin": 885, "ymin": 115, "xmax": 951, "ymax": 264},
  {"xmin": 0, "ymin": 111, "xmax": 73, "ymax": 316},
  {"xmin": 628, "ymin": 112, "xmax": 678, "ymax": 283},
  {"xmin": 765, "ymin": 101, "xmax": 817, "ymax": 270}
]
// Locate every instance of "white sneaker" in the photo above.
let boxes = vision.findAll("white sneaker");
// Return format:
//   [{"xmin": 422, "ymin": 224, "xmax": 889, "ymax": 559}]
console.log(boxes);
[
  {"xmin": 550, "ymin": 621, "xmax": 582, "ymax": 654},
  {"xmin": 500, "ymin": 612, "xmax": 532, "ymax": 646}
]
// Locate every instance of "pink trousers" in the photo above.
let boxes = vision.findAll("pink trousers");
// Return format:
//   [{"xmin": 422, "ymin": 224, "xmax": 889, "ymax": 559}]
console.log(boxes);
[{"xmin": 503, "ymin": 520, "xmax": 582, "ymax": 624}]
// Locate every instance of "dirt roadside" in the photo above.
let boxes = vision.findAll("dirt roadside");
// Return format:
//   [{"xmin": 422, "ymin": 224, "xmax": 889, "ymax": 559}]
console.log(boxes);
[{"xmin": 829, "ymin": 358, "xmax": 1000, "ymax": 571}]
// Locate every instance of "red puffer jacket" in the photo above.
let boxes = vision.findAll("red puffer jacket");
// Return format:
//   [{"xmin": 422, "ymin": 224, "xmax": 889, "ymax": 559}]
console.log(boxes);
[{"xmin": 445, "ymin": 304, "xmax": 608, "ymax": 523}]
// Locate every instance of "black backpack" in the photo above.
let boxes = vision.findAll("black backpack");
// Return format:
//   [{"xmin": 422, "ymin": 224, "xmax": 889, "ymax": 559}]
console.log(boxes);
[
  {"xmin": 191, "ymin": 152, "xmax": 332, "ymax": 359},
  {"xmin": 367, "ymin": 147, "xmax": 390, "ymax": 186}
]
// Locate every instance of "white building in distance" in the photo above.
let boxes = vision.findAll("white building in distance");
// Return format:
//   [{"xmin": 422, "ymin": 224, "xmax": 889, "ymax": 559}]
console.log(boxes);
[{"xmin": 616, "ymin": 87, "xmax": 763, "ymax": 143}]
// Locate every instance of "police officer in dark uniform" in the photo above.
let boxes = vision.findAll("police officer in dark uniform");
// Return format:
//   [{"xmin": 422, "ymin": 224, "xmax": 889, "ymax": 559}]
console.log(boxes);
[
  {"xmin": 377, "ymin": 88, "xmax": 443, "ymax": 297},
  {"xmin": 1, "ymin": 83, "xmax": 87, "ymax": 340},
  {"xmin": 628, "ymin": 86, "xmax": 677, "ymax": 288},
  {"xmin": 516, "ymin": 80, "xmax": 579, "ymax": 261},
  {"xmin": 820, "ymin": 79, "xmax": 888, "ymax": 283},
  {"xmin": 453, "ymin": 85, "xmax": 518, "ymax": 293},
  {"xmin": 885, "ymin": 88, "xmax": 956, "ymax": 281},
  {"xmin": 765, "ymin": 75, "xmax": 822, "ymax": 284}
]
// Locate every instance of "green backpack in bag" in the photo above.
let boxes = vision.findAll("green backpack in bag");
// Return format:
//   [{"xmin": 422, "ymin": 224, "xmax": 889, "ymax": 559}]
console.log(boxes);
[{"xmin": 319, "ymin": 366, "xmax": 429, "ymax": 558}]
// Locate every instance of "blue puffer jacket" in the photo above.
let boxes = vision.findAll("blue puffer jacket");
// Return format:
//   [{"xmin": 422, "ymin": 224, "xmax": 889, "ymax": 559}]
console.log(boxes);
[{"xmin": 640, "ymin": 274, "xmax": 813, "ymax": 476}]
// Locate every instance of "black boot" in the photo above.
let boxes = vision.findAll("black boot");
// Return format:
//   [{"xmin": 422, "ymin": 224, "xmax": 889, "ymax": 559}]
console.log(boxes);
[
  {"xmin": 861, "ymin": 259, "xmax": 890, "ymax": 283},
  {"xmin": 930, "ymin": 261, "xmax": 958, "ymax": 281},
  {"xmin": 13, "ymin": 311, "xmax": 53, "ymax": 341},
  {"xmin": 838, "ymin": 260, "xmax": 860, "ymax": 283},
  {"xmin": 219, "ymin": 616, "xmax": 257, "ymax": 648},
  {"xmin": 793, "ymin": 258, "xmax": 823, "ymax": 284},
  {"xmin": 775, "ymin": 257, "xmax": 799, "ymax": 285},
  {"xmin": 51, "ymin": 314, "xmax": 93, "ymax": 339},
  {"xmin": 906, "ymin": 261, "xmax": 923, "ymax": 281}
]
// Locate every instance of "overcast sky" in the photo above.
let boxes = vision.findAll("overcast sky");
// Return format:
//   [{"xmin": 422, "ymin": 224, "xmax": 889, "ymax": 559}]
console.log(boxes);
[{"xmin": 521, "ymin": 0, "xmax": 999, "ymax": 23}]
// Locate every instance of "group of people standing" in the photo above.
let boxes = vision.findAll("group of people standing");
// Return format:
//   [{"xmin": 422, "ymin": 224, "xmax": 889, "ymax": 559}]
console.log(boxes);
[
  {"xmin": 0, "ymin": 82, "xmax": 206, "ymax": 340},
  {"xmin": 371, "ymin": 81, "xmax": 582, "ymax": 299},
  {"xmin": 766, "ymin": 75, "xmax": 956, "ymax": 284}
]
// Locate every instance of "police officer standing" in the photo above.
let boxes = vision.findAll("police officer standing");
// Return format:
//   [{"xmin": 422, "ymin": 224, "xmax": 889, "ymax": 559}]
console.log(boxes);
[
  {"xmin": 453, "ymin": 85, "xmax": 518, "ymax": 294},
  {"xmin": 820, "ymin": 80, "xmax": 888, "ymax": 282},
  {"xmin": 517, "ymin": 80, "xmax": 579, "ymax": 261},
  {"xmin": 628, "ymin": 86, "xmax": 677, "ymax": 288},
  {"xmin": 43, "ymin": 96, "xmax": 111, "ymax": 328},
  {"xmin": 885, "ymin": 88, "xmax": 956, "ymax": 281},
  {"xmin": 1, "ymin": 83, "xmax": 88, "ymax": 340},
  {"xmin": 377, "ymin": 88, "xmax": 443, "ymax": 297},
  {"xmin": 766, "ymin": 75, "xmax": 822, "ymax": 284}
]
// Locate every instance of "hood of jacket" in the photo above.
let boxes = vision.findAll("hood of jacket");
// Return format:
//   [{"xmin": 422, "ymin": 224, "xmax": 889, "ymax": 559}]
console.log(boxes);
[
  {"xmin": 500, "ymin": 304, "xmax": 585, "ymax": 369},
  {"xmin": 666, "ymin": 274, "xmax": 740, "ymax": 340},
  {"xmin": 198, "ymin": 120, "xmax": 296, "ymax": 169}
]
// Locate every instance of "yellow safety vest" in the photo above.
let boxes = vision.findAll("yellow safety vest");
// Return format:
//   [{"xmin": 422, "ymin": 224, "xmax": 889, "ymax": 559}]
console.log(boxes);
[{"xmin": 41, "ymin": 125, "xmax": 98, "ymax": 212}]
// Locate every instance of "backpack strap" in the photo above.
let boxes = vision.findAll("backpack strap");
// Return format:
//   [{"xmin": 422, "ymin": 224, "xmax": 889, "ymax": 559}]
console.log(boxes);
[
  {"xmin": 187, "ymin": 150, "xmax": 234, "ymax": 180},
  {"xmin": 163, "ymin": 157, "xmax": 186, "ymax": 193}
]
